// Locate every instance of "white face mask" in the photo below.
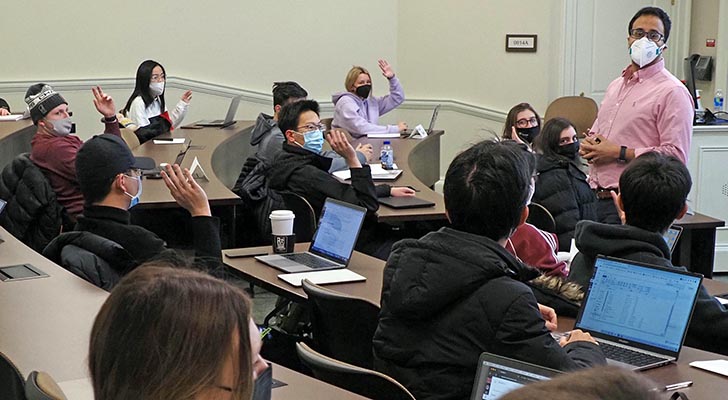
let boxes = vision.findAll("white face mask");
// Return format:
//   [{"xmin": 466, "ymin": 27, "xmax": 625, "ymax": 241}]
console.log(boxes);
[
  {"xmin": 47, "ymin": 117, "xmax": 73, "ymax": 136},
  {"xmin": 123, "ymin": 175, "xmax": 143, "ymax": 209},
  {"xmin": 629, "ymin": 37, "xmax": 664, "ymax": 68},
  {"xmin": 149, "ymin": 82, "xmax": 165, "ymax": 97}
]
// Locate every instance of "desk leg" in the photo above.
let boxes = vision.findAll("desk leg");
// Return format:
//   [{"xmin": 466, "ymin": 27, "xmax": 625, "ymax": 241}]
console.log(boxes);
[{"xmin": 673, "ymin": 228, "xmax": 716, "ymax": 278}]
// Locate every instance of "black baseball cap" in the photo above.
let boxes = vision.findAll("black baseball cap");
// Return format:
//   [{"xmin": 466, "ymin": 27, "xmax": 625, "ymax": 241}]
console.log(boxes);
[{"xmin": 76, "ymin": 134, "xmax": 155, "ymax": 192}]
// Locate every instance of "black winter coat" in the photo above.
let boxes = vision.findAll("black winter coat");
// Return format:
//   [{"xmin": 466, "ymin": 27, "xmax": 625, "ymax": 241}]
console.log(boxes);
[
  {"xmin": 533, "ymin": 155, "xmax": 597, "ymax": 251},
  {"xmin": 373, "ymin": 227, "xmax": 606, "ymax": 400},
  {"xmin": 0, "ymin": 153, "xmax": 63, "ymax": 252},
  {"xmin": 570, "ymin": 221, "xmax": 728, "ymax": 355}
]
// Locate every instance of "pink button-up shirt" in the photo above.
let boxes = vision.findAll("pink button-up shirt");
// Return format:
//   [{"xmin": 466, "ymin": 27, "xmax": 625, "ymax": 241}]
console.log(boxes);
[{"xmin": 588, "ymin": 58, "xmax": 694, "ymax": 189}]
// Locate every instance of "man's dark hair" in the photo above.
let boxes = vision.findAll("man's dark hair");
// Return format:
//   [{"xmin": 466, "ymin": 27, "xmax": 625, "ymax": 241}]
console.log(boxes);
[
  {"xmin": 272, "ymin": 81, "xmax": 307, "ymax": 107},
  {"xmin": 620, "ymin": 152, "xmax": 691, "ymax": 233},
  {"xmin": 277, "ymin": 100, "xmax": 320, "ymax": 135},
  {"xmin": 81, "ymin": 175, "xmax": 117, "ymax": 206},
  {"xmin": 444, "ymin": 140, "xmax": 535, "ymax": 241},
  {"xmin": 629, "ymin": 6, "xmax": 671, "ymax": 42}
]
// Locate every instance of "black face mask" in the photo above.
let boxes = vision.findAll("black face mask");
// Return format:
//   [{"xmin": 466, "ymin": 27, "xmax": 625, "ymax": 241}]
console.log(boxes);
[
  {"xmin": 557, "ymin": 141, "xmax": 580, "ymax": 159},
  {"xmin": 355, "ymin": 84, "xmax": 372, "ymax": 98},
  {"xmin": 516, "ymin": 125, "xmax": 540, "ymax": 143}
]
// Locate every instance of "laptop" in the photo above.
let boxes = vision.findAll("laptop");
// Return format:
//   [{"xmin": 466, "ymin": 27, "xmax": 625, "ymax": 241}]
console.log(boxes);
[
  {"xmin": 255, "ymin": 198, "xmax": 367, "ymax": 273},
  {"xmin": 470, "ymin": 352, "xmax": 561, "ymax": 400},
  {"xmin": 573, "ymin": 255, "xmax": 702, "ymax": 371},
  {"xmin": 142, "ymin": 140, "xmax": 192, "ymax": 178},
  {"xmin": 402, "ymin": 104, "xmax": 441, "ymax": 138},
  {"xmin": 663, "ymin": 225, "xmax": 683, "ymax": 255},
  {"xmin": 378, "ymin": 196, "xmax": 436, "ymax": 209},
  {"xmin": 196, "ymin": 96, "xmax": 241, "ymax": 128}
]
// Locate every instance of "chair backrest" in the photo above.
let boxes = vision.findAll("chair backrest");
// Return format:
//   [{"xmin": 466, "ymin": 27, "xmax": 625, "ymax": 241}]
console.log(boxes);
[
  {"xmin": 25, "ymin": 371, "xmax": 67, "ymax": 400},
  {"xmin": 0, "ymin": 153, "xmax": 63, "ymax": 252},
  {"xmin": 320, "ymin": 117, "xmax": 333, "ymax": 130},
  {"xmin": 0, "ymin": 351, "xmax": 27, "ymax": 400},
  {"xmin": 543, "ymin": 95, "xmax": 598, "ymax": 137},
  {"xmin": 301, "ymin": 279, "xmax": 380, "ymax": 368},
  {"xmin": 296, "ymin": 342, "xmax": 415, "ymax": 400},
  {"xmin": 120, "ymin": 128, "xmax": 141, "ymax": 149},
  {"xmin": 278, "ymin": 192, "xmax": 317, "ymax": 242},
  {"xmin": 527, "ymin": 202, "xmax": 556, "ymax": 233}
]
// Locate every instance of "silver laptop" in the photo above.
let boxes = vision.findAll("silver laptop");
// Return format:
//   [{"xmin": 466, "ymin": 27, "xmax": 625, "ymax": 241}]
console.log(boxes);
[
  {"xmin": 470, "ymin": 352, "xmax": 560, "ymax": 400},
  {"xmin": 196, "ymin": 96, "xmax": 241, "ymax": 128},
  {"xmin": 403, "ymin": 104, "xmax": 441, "ymax": 137},
  {"xmin": 255, "ymin": 198, "xmax": 367, "ymax": 273},
  {"xmin": 574, "ymin": 255, "xmax": 702, "ymax": 371},
  {"xmin": 663, "ymin": 225, "xmax": 683, "ymax": 255}
]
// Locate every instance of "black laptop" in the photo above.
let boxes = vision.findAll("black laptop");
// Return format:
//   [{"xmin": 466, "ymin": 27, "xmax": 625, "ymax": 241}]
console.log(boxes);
[
  {"xmin": 142, "ymin": 140, "xmax": 192, "ymax": 178},
  {"xmin": 378, "ymin": 196, "xmax": 436, "ymax": 209},
  {"xmin": 196, "ymin": 96, "xmax": 241, "ymax": 128},
  {"xmin": 470, "ymin": 352, "xmax": 561, "ymax": 400}
]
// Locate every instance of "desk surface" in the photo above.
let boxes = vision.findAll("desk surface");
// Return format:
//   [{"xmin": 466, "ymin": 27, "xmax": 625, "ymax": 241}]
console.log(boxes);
[
  {"xmin": 675, "ymin": 212, "xmax": 725, "ymax": 229},
  {"xmin": 0, "ymin": 119, "xmax": 33, "ymax": 139},
  {"xmin": 0, "ymin": 227, "xmax": 108, "ymax": 382},
  {"xmin": 0, "ymin": 119, "xmax": 35, "ymax": 169}
]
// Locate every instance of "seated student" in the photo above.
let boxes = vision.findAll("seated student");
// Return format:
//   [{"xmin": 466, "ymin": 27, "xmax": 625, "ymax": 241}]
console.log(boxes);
[
  {"xmin": 501, "ymin": 102, "xmax": 542, "ymax": 145},
  {"xmin": 500, "ymin": 366, "xmax": 659, "ymax": 400},
  {"xmin": 332, "ymin": 59, "xmax": 407, "ymax": 138},
  {"xmin": 0, "ymin": 97, "xmax": 10, "ymax": 115},
  {"xmin": 373, "ymin": 140, "xmax": 605, "ymax": 400},
  {"xmin": 532, "ymin": 117, "xmax": 597, "ymax": 251},
  {"xmin": 506, "ymin": 222, "xmax": 568, "ymax": 277},
  {"xmin": 122, "ymin": 60, "xmax": 192, "ymax": 143},
  {"xmin": 267, "ymin": 100, "xmax": 413, "ymax": 217},
  {"xmin": 570, "ymin": 153, "xmax": 728, "ymax": 355},
  {"xmin": 89, "ymin": 264, "xmax": 268, "ymax": 400},
  {"xmin": 74, "ymin": 133, "xmax": 221, "ymax": 269},
  {"xmin": 26, "ymin": 84, "xmax": 120, "ymax": 220}
]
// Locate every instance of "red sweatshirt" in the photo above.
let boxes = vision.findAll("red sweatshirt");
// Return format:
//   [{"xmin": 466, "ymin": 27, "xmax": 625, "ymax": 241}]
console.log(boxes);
[{"xmin": 505, "ymin": 223, "xmax": 568, "ymax": 277}]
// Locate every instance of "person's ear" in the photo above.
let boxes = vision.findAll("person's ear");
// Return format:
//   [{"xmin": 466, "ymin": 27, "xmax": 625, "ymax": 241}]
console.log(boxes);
[
  {"xmin": 518, "ymin": 205, "xmax": 529, "ymax": 227},
  {"xmin": 116, "ymin": 174, "xmax": 129, "ymax": 193},
  {"xmin": 273, "ymin": 104, "xmax": 281, "ymax": 115},
  {"xmin": 676, "ymin": 201, "xmax": 688, "ymax": 220},
  {"xmin": 615, "ymin": 193, "xmax": 627, "ymax": 225},
  {"xmin": 284, "ymin": 129, "xmax": 297, "ymax": 144},
  {"xmin": 445, "ymin": 209, "xmax": 451, "ymax": 224}
]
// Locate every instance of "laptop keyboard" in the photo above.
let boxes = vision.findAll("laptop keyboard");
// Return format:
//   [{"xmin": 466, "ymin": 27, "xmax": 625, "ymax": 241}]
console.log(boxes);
[
  {"xmin": 599, "ymin": 342, "xmax": 665, "ymax": 367},
  {"xmin": 282, "ymin": 253, "xmax": 339, "ymax": 269}
]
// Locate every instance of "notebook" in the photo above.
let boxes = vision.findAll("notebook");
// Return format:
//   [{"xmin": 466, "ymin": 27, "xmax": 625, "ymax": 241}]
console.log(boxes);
[
  {"xmin": 378, "ymin": 196, "xmax": 436, "ymax": 209},
  {"xmin": 277, "ymin": 269, "xmax": 366, "ymax": 287},
  {"xmin": 196, "ymin": 96, "xmax": 241, "ymax": 128},
  {"xmin": 574, "ymin": 255, "xmax": 702, "ymax": 371},
  {"xmin": 142, "ymin": 140, "xmax": 192, "ymax": 178},
  {"xmin": 255, "ymin": 198, "xmax": 367, "ymax": 273},
  {"xmin": 663, "ymin": 225, "xmax": 683, "ymax": 255},
  {"xmin": 470, "ymin": 353, "xmax": 561, "ymax": 400}
]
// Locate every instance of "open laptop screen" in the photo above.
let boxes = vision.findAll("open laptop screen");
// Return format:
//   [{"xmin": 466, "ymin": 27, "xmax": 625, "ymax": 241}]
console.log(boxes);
[
  {"xmin": 576, "ymin": 256, "xmax": 702, "ymax": 353},
  {"xmin": 663, "ymin": 225, "xmax": 683, "ymax": 254},
  {"xmin": 470, "ymin": 353, "xmax": 559, "ymax": 400},
  {"xmin": 309, "ymin": 199, "xmax": 366, "ymax": 264}
]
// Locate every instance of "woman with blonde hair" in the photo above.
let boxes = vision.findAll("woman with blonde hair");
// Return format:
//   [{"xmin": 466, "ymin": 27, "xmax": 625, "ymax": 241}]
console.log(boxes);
[
  {"xmin": 89, "ymin": 263, "xmax": 267, "ymax": 400},
  {"xmin": 332, "ymin": 59, "xmax": 407, "ymax": 138}
]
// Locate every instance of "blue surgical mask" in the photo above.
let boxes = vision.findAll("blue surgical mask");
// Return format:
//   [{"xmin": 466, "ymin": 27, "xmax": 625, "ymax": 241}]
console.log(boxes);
[
  {"xmin": 123, "ymin": 175, "xmax": 143, "ymax": 209},
  {"xmin": 297, "ymin": 129, "xmax": 325, "ymax": 154}
]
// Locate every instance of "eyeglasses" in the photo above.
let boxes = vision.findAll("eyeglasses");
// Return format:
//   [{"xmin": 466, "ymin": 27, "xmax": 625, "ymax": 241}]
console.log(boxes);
[
  {"xmin": 124, "ymin": 168, "xmax": 142, "ymax": 178},
  {"xmin": 515, "ymin": 117, "xmax": 539, "ymax": 128},
  {"xmin": 295, "ymin": 123, "xmax": 327, "ymax": 133},
  {"xmin": 630, "ymin": 28, "xmax": 664, "ymax": 43},
  {"xmin": 150, "ymin": 73, "xmax": 166, "ymax": 82}
]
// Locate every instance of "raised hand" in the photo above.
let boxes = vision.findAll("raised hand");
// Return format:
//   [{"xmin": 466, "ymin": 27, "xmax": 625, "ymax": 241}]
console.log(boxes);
[
  {"xmin": 378, "ymin": 59, "xmax": 395, "ymax": 79},
  {"xmin": 92, "ymin": 86, "xmax": 116, "ymax": 118},
  {"xmin": 327, "ymin": 129, "xmax": 360, "ymax": 168},
  {"xmin": 161, "ymin": 164, "xmax": 211, "ymax": 217},
  {"xmin": 181, "ymin": 90, "xmax": 193, "ymax": 104}
]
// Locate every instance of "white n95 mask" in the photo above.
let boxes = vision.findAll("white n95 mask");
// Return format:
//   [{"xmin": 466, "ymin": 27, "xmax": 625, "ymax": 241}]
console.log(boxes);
[{"xmin": 630, "ymin": 37, "xmax": 664, "ymax": 68}]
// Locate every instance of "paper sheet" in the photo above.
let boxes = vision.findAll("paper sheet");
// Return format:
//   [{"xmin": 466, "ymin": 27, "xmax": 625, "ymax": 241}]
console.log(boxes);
[
  {"xmin": 0, "ymin": 114, "xmax": 24, "ymax": 121},
  {"xmin": 366, "ymin": 132, "xmax": 400, "ymax": 138},
  {"xmin": 332, "ymin": 163, "xmax": 401, "ymax": 180},
  {"xmin": 689, "ymin": 359, "xmax": 728, "ymax": 377},
  {"xmin": 278, "ymin": 269, "xmax": 366, "ymax": 287}
]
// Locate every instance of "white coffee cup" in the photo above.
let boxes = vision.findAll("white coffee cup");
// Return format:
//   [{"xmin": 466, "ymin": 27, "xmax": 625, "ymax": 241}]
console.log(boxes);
[{"xmin": 270, "ymin": 210, "xmax": 295, "ymax": 236}]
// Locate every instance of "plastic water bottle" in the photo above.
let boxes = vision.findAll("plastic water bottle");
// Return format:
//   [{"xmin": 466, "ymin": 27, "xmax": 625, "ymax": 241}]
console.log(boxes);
[
  {"xmin": 380, "ymin": 141, "xmax": 394, "ymax": 170},
  {"xmin": 715, "ymin": 89, "xmax": 724, "ymax": 112}
]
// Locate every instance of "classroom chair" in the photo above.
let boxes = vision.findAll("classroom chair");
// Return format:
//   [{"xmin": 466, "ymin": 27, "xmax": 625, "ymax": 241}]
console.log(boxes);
[
  {"xmin": 527, "ymin": 202, "xmax": 557, "ymax": 233},
  {"xmin": 544, "ymin": 95, "xmax": 598, "ymax": 137}
]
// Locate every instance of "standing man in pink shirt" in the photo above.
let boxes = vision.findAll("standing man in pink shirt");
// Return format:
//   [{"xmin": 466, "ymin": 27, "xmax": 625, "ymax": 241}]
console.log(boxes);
[{"xmin": 579, "ymin": 6, "xmax": 694, "ymax": 224}]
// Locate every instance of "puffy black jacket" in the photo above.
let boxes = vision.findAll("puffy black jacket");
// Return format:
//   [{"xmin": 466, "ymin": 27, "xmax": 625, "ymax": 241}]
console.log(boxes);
[
  {"xmin": 570, "ymin": 221, "xmax": 728, "ymax": 355},
  {"xmin": 533, "ymin": 155, "xmax": 597, "ymax": 251},
  {"xmin": 0, "ymin": 153, "xmax": 63, "ymax": 252},
  {"xmin": 373, "ymin": 227, "xmax": 606, "ymax": 400},
  {"xmin": 43, "ymin": 231, "xmax": 134, "ymax": 291}
]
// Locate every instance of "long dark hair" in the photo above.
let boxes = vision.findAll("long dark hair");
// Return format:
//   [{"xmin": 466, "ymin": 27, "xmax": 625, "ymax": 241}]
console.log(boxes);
[
  {"xmin": 123, "ymin": 60, "xmax": 166, "ymax": 114},
  {"xmin": 502, "ymin": 103, "xmax": 541, "ymax": 139},
  {"xmin": 533, "ymin": 117, "xmax": 576, "ymax": 158}
]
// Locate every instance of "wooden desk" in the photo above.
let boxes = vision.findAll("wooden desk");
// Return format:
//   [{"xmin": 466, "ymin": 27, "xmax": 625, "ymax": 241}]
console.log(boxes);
[
  {"xmin": 673, "ymin": 212, "xmax": 725, "ymax": 278},
  {"xmin": 0, "ymin": 227, "xmax": 108, "ymax": 383},
  {"xmin": 0, "ymin": 119, "xmax": 34, "ymax": 169},
  {"xmin": 224, "ymin": 243, "xmax": 384, "ymax": 307}
]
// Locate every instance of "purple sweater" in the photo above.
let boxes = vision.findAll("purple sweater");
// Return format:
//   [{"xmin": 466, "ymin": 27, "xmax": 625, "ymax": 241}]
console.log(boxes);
[{"xmin": 331, "ymin": 76, "xmax": 405, "ymax": 138}]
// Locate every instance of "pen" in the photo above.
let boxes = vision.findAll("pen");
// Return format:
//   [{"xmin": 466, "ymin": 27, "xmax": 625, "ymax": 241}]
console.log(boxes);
[
  {"xmin": 664, "ymin": 381, "xmax": 692, "ymax": 391},
  {"xmin": 260, "ymin": 326, "xmax": 272, "ymax": 339}
]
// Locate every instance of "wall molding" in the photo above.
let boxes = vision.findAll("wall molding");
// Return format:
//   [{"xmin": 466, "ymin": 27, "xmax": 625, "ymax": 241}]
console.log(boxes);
[{"xmin": 0, "ymin": 77, "xmax": 508, "ymax": 123}]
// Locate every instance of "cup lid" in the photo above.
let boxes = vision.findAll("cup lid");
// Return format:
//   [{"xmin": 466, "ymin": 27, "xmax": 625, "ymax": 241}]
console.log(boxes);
[{"xmin": 270, "ymin": 210, "xmax": 295, "ymax": 219}]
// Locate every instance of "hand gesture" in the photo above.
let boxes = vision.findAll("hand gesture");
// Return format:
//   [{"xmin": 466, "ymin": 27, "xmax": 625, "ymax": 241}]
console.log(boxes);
[
  {"xmin": 161, "ymin": 164, "xmax": 211, "ymax": 217},
  {"xmin": 181, "ymin": 90, "xmax": 193, "ymax": 104},
  {"xmin": 390, "ymin": 187, "xmax": 416, "ymax": 197},
  {"xmin": 355, "ymin": 143, "xmax": 374, "ymax": 162},
  {"xmin": 327, "ymin": 129, "xmax": 360, "ymax": 167},
  {"xmin": 397, "ymin": 122, "xmax": 408, "ymax": 132},
  {"xmin": 538, "ymin": 303, "xmax": 558, "ymax": 332},
  {"xmin": 378, "ymin": 59, "xmax": 395, "ymax": 79},
  {"xmin": 92, "ymin": 86, "xmax": 116, "ymax": 118},
  {"xmin": 0, "ymin": 108, "xmax": 9, "ymax": 116},
  {"xmin": 610, "ymin": 191, "xmax": 626, "ymax": 225},
  {"xmin": 579, "ymin": 134, "xmax": 619, "ymax": 164}
]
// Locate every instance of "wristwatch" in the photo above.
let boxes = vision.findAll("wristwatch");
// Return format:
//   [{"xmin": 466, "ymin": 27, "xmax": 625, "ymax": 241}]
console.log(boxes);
[{"xmin": 618, "ymin": 146, "xmax": 628, "ymax": 163}]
